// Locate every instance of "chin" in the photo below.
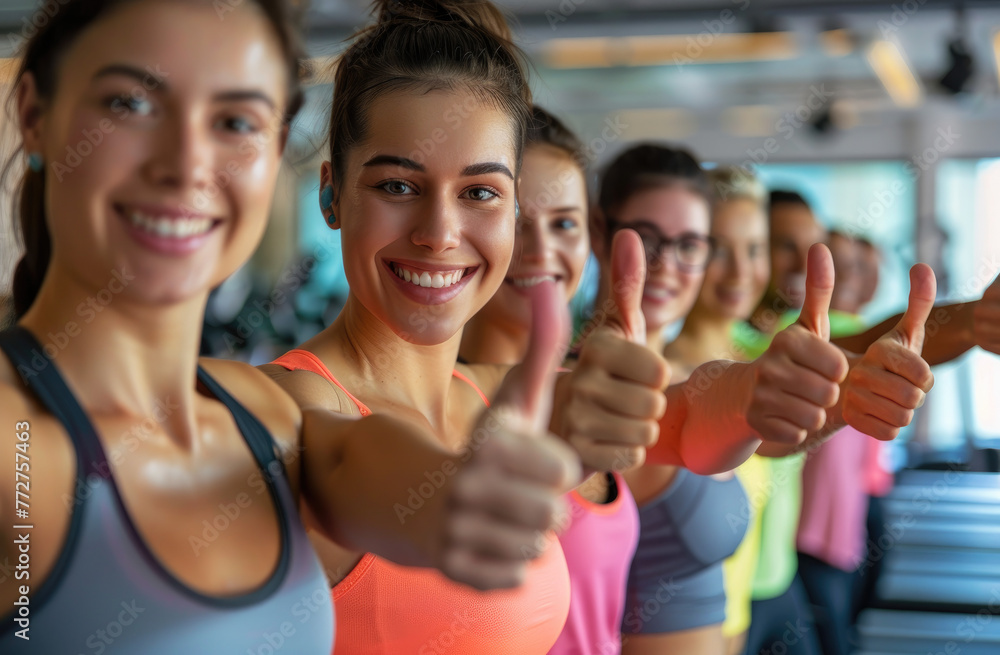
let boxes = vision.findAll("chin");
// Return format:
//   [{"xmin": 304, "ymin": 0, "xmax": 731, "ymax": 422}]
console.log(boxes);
[
  {"xmin": 642, "ymin": 307, "xmax": 679, "ymax": 336},
  {"xmin": 392, "ymin": 318, "xmax": 465, "ymax": 347}
]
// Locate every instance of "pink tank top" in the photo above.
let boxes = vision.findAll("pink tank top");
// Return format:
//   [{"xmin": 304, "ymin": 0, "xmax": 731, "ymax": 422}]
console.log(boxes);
[
  {"xmin": 549, "ymin": 472, "xmax": 640, "ymax": 655},
  {"xmin": 797, "ymin": 426, "xmax": 870, "ymax": 572}
]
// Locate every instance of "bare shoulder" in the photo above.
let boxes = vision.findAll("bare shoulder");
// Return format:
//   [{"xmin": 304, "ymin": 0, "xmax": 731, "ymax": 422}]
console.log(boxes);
[
  {"xmin": 198, "ymin": 358, "xmax": 302, "ymax": 457},
  {"xmin": 258, "ymin": 362, "xmax": 362, "ymax": 418},
  {"xmin": 455, "ymin": 361, "xmax": 509, "ymax": 400},
  {"xmin": 0, "ymin": 359, "xmax": 45, "ymax": 432},
  {"xmin": 0, "ymin": 365, "xmax": 77, "ymax": 611}
]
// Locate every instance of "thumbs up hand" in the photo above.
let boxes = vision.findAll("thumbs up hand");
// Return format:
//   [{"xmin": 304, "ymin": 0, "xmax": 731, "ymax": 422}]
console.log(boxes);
[
  {"xmin": 443, "ymin": 279, "xmax": 581, "ymax": 591},
  {"xmin": 841, "ymin": 263, "xmax": 936, "ymax": 440},
  {"xmin": 552, "ymin": 229, "xmax": 670, "ymax": 472},
  {"xmin": 605, "ymin": 228, "xmax": 649, "ymax": 345},
  {"xmin": 747, "ymin": 244, "xmax": 850, "ymax": 445},
  {"xmin": 973, "ymin": 272, "xmax": 1000, "ymax": 356}
]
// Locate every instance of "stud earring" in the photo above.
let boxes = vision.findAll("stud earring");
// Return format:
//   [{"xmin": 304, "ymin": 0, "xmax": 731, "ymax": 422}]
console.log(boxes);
[
  {"xmin": 320, "ymin": 185, "xmax": 334, "ymax": 211},
  {"xmin": 27, "ymin": 153, "xmax": 43, "ymax": 173},
  {"xmin": 320, "ymin": 186, "xmax": 336, "ymax": 225}
]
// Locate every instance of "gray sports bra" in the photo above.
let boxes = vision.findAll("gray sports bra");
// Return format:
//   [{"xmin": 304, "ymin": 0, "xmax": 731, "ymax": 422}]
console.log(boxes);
[
  {"xmin": 0, "ymin": 326, "xmax": 334, "ymax": 654},
  {"xmin": 628, "ymin": 468, "xmax": 749, "ymax": 582}
]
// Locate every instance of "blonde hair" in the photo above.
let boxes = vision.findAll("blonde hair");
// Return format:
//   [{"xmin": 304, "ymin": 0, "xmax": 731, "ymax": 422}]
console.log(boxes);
[{"xmin": 706, "ymin": 166, "xmax": 767, "ymax": 208}]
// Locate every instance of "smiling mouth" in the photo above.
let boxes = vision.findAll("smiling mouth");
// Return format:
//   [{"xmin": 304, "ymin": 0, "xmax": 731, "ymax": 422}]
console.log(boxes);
[
  {"xmin": 505, "ymin": 274, "xmax": 562, "ymax": 289},
  {"xmin": 390, "ymin": 262, "xmax": 473, "ymax": 289},
  {"xmin": 117, "ymin": 205, "xmax": 219, "ymax": 239},
  {"xmin": 644, "ymin": 287, "xmax": 678, "ymax": 300}
]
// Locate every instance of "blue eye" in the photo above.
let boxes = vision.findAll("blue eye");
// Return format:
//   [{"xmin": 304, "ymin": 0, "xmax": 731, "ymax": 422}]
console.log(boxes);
[
  {"xmin": 552, "ymin": 218, "xmax": 577, "ymax": 231},
  {"xmin": 108, "ymin": 94, "xmax": 153, "ymax": 116},
  {"xmin": 218, "ymin": 116, "xmax": 258, "ymax": 134}
]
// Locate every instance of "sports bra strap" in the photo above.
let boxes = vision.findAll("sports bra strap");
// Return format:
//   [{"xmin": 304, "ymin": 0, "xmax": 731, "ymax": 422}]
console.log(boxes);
[
  {"xmin": 195, "ymin": 367, "xmax": 288, "ymax": 477},
  {"xmin": 0, "ymin": 326, "xmax": 287, "ymax": 481},
  {"xmin": 0, "ymin": 326, "xmax": 106, "ymax": 476},
  {"xmin": 273, "ymin": 349, "xmax": 490, "ymax": 410},
  {"xmin": 271, "ymin": 350, "xmax": 372, "ymax": 416},
  {"xmin": 452, "ymin": 369, "xmax": 490, "ymax": 407}
]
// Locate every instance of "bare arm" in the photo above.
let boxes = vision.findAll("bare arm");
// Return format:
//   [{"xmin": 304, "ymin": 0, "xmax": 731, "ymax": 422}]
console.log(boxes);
[
  {"xmin": 832, "ymin": 301, "xmax": 975, "ymax": 366},
  {"xmin": 299, "ymin": 407, "xmax": 458, "ymax": 568},
  {"xmin": 647, "ymin": 360, "xmax": 761, "ymax": 473},
  {"xmin": 261, "ymin": 280, "xmax": 581, "ymax": 591}
]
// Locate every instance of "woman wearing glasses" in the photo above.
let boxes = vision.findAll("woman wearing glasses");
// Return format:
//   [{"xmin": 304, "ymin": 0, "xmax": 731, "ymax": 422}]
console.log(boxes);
[{"xmin": 588, "ymin": 145, "xmax": 748, "ymax": 655}]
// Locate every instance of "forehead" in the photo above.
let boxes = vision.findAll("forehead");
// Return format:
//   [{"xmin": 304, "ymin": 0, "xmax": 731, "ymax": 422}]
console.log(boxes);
[
  {"xmin": 829, "ymin": 234, "xmax": 858, "ymax": 251},
  {"xmin": 356, "ymin": 89, "xmax": 516, "ymax": 173},
  {"xmin": 618, "ymin": 185, "xmax": 709, "ymax": 231},
  {"xmin": 770, "ymin": 203, "xmax": 822, "ymax": 238},
  {"xmin": 55, "ymin": 1, "xmax": 288, "ymax": 103},
  {"xmin": 521, "ymin": 145, "xmax": 586, "ymax": 197},
  {"xmin": 713, "ymin": 199, "xmax": 767, "ymax": 238}
]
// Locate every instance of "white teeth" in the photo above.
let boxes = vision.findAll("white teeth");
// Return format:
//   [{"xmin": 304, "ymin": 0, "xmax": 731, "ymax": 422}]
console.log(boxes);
[
  {"xmin": 128, "ymin": 210, "xmax": 212, "ymax": 239},
  {"xmin": 511, "ymin": 275, "xmax": 557, "ymax": 288},
  {"xmin": 645, "ymin": 288, "xmax": 671, "ymax": 299},
  {"xmin": 391, "ymin": 264, "xmax": 466, "ymax": 289}
]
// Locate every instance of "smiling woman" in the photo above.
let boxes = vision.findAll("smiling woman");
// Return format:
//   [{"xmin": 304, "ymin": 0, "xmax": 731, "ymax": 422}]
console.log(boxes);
[
  {"xmin": 260, "ymin": 2, "xmax": 581, "ymax": 654},
  {"xmin": 4, "ymin": 0, "xmax": 305, "ymax": 318},
  {"xmin": 0, "ymin": 1, "xmax": 333, "ymax": 652}
]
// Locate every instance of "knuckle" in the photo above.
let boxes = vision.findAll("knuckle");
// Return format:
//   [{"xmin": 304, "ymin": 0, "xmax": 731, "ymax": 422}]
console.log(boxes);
[
  {"xmin": 642, "ymin": 390, "xmax": 663, "ymax": 419},
  {"xmin": 657, "ymin": 360, "xmax": 672, "ymax": 387},
  {"xmin": 618, "ymin": 447, "xmax": 641, "ymax": 470},
  {"xmin": 902, "ymin": 387, "xmax": 922, "ymax": 409},
  {"xmin": 820, "ymin": 382, "xmax": 840, "ymax": 408},
  {"xmin": 641, "ymin": 421, "xmax": 658, "ymax": 447},
  {"xmin": 811, "ymin": 409, "xmax": 827, "ymax": 432}
]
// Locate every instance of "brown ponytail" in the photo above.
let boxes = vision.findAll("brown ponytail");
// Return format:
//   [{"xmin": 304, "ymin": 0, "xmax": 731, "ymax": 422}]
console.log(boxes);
[
  {"xmin": 2, "ymin": 0, "xmax": 308, "ymax": 320},
  {"xmin": 10, "ymin": 168, "xmax": 49, "ymax": 318},
  {"xmin": 329, "ymin": 0, "xmax": 532, "ymax": 189}
]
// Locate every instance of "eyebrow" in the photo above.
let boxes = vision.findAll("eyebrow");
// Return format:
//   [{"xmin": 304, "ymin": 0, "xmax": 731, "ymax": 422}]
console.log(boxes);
[
  {"xmin": 362, "ymin": 155, "xmax": 514, "ymax": 180},
  {"xmin": 94, "ymin": 64, "xmax": 168, "ymax": 89},
  {"xmin": 363, "ymin": 155, "xmax": 425, "ymax": 171},
  {"xmin": 625, "ymin": 221, "xmax": 706, "ymax": 238},
  {"xmin": 214, "ymin": 90, "xmax": 276, "ymax": 111},
  {"xmin": 461, "ymin": 162, "xmax": 514, "ymax": 180},
  {"xmin": 92, "ymin": 65, "xmax": 276, "ymax": 109}
]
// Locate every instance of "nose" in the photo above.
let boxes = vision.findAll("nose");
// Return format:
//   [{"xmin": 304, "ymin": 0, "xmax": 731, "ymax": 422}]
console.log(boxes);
[
  {"xmin": 730, "ymin": 248, "xmax": 751, "ymax": 282},
  {"xmin": 647, "ymin": 245, "xmax": 679, "ymax": 278},
  {"xmin": 410, "ymin": 194, "xmax": 462, "ymax": 254},
  {"xmin": 145, "ymin": 112, "xmax": 214, "ymax": 193},
  {"xmin": 793, "ymin": 244, "xmax": 811, "ymax": 274},
  {"xmin": 516, "ymin": 218, "xmax": 550, "ymax": 265}
]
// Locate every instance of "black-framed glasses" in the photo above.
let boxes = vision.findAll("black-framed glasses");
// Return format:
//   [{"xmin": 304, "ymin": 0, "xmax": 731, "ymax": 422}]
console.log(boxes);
[{"xmin": 605, "ymin": 218, "xmax": 715, "ymax": 272}]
